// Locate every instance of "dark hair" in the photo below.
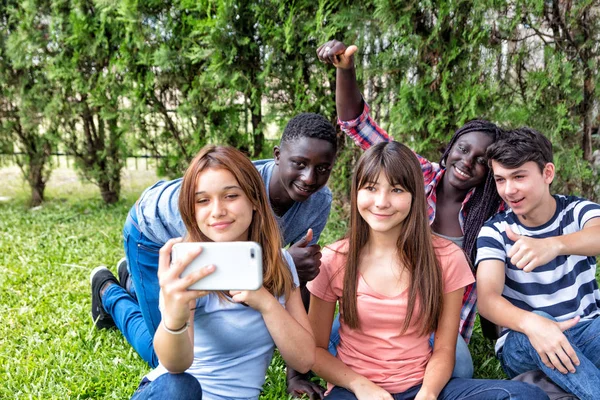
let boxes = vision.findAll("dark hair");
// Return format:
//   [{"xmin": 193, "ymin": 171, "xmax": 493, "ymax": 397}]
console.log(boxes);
[
  {"xmin": 441, "ymin": 119, "xmax": 505, "ymax": 264},
  {"xmin": 281, "ymin": 113, "xmax": 337, "ymax": 152},
  {"xmin": 179, "ymin": 145, "xmax": 294, "ymax": 299},
  {"xmin": 342, "ymin": 141, "xmax": 443, "ymax": 336},
  {"xmin": 486, "ymin": 127, "xmax": 553, "ymax": 173}
]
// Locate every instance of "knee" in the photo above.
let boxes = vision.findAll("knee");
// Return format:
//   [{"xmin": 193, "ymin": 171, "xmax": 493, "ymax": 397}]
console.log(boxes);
[
  {"xmin": 452, "ymin": 338, "xmax": 474, "ymax": 379},
  {"xmin": 157, "ymin": 373, "xmax": 202, "ymax": 400},
  {"xmin": 511, "ymin": 382, "xmax": 549, "ymax": 400},
  {"xmin": 504, "ymin": 330, "xmax": 533, "ymax": 350},
  {"xmin": 452, "ymin": 356, "xmax": 474, "ymax": 379}
]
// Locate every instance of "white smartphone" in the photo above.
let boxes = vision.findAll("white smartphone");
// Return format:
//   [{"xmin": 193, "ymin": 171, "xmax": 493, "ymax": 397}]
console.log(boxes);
[{"xmin": 172, "ymin": 242, "xmax": 263, "ymax": 291}]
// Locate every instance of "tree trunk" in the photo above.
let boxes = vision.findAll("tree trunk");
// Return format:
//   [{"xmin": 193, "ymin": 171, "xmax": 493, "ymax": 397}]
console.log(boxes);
[
  {"xmin": 29, "ymin": 164, "xmax": 45, "ymax": 207},
  {"xmin": 99, "ymin": 179, "xmax": 119, "ymax": 204},
  {"xmin": 26, "ymin": 141, "xmax": 51, "ymax": 207},
  {"xmin": 251, "ymin": 99, "xmax": 263, "ymax": 157}
]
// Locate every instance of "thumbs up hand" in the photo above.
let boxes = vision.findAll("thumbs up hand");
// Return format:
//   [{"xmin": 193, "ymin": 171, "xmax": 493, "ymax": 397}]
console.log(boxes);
[
  {"xmin": 288, "ymin": 228, "xmax": 322, "ymax": 284},
  {"xmin": 505, "ymin": 226, "xmax": 559, "ymax": 272},
  {"xmin": 317, "ymin": 40, "xmax": 358, "ymax": 70}
]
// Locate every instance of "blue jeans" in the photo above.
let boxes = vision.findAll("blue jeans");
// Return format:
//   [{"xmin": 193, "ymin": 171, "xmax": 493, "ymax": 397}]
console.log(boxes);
[
  {"xmin": 102, "ymin": 206, "xmax": 160, "ymax": 367},
  {"xmin": 499, "ymin": 312, "xmax": 600, "ymax": 400},
  {"xmin": 327, "ymin": 378, "xmax": 548, "ymax": 399},
  {"xmin": 131, "ymin": 374, "xmax": 202, "ymax": 400},
  {"xmin": 328, "ymin": 314, "xmax": 474, "ymax": 378}
]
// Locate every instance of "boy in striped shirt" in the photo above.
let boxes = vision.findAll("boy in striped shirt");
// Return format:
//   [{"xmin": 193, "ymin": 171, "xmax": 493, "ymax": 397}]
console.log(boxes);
[{"xmin": 476, "ymin": 127, "xmax": 600, "ymax": 400}]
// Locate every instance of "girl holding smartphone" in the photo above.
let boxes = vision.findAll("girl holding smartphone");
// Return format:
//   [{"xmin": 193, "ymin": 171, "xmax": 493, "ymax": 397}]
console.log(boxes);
[
  {"xmin": 306, "ymin": 142, "xmax": 547, "ymax": 399},
  {"xmin": 124, "ymin": 145, "xmax": 315, "ymax": 399}
]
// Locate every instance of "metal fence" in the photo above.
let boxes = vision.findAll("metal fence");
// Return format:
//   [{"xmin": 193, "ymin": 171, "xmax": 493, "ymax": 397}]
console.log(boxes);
[{"xmin": 0, "ymin": 153, "xmax": 163, "ymax": 170}]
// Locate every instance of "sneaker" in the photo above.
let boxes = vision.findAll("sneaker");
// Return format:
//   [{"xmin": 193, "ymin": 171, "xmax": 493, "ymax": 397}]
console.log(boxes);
[
  {"xmin": 116, "ymin": 257, "xmax": 133, "ymax": 295},
  {"xmin": 90, "ymin": 266, "xmax": 118, "ymax": 329}
]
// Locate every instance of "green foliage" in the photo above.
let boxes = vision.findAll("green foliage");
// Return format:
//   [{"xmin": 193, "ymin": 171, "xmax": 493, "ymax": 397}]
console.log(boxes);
[
  {"xmin": 2, "ymin": 0, "xmax": 600, "ymax": 205},
  {"xmin": 0, "ymin": 0, "xmax": 59, "ymax": 206}
]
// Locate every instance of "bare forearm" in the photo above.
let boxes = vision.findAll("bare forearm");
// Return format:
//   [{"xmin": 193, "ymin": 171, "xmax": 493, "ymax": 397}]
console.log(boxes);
[
  {"xmin": 154, "ymin": 321, "xmax": 194, "ymax": 373},
  {"xmin": 336, "ymin": 67, "xmax": 363, "ymax": 121},
  {"xmin": 556, "ymin": 224, "xmax": 600, "ymax": 257},
  {"xmin": 420, "ymin": 348, "xmax": 454, "ymax": 398},
  {"xmin": 478, "ymin": 293, "xmax": 536, "ymax": 333},
  {"xmin": 262, "ymin": 299, "xmax": 315, "ymax": 373},
  {"xmin": 312, "ymin": 347, "xmax": 368, "ymax": 391}
]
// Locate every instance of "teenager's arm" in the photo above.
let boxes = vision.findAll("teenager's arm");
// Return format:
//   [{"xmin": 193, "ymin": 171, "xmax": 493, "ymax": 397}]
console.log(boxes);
[
  {"xmin": 316, "ymin": 40, "xmax": 362, "ymax": 120},
  {"xmin": 154, "ymin": 239, "xmax": 214, "ymax": 373},
  {"xmin": 230, "ymin": 287, "xmax": 315, "ymax": 373},
  {"xmin": 506, "ymin": 218, "xmax": 600, "ymax": 272},
  {"xmin": 416, "ymin": 289, "xmax": 462, "ymax": 400},
  {"xmin": 308, "ymin": 295, "xmax": 393, "ymax": 400},
  {"xmin": 317, "ymin": 40, "xmax": 392, "ymax": 150},
  {"xmin": 154, "ymin": 305, "xmax": 196, "ymax": 373},
  {"xmin": 477, "ymin": 259, "xmax": 580, "ymax": 374}
]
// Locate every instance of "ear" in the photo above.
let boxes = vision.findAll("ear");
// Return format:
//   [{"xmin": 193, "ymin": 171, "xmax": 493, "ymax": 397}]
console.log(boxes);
[
  {"xmin": 273, "ymin": 146, "xmax": 281, "ymax": 165},
  {"xmin": 543, "ymin": 162, "xmax": 555, "ymax": 184}
]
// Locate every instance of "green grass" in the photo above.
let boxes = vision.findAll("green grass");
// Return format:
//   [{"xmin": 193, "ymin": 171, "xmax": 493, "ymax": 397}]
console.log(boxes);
[{"xmin": 3, "ymin": 161, "xmax": 569, "ymax": 399}]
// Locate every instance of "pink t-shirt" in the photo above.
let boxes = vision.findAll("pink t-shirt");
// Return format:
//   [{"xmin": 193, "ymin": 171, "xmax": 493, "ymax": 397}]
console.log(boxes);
[{"xmin": 307, "ymin": 236, "xmax": 474, "ymax": 394}]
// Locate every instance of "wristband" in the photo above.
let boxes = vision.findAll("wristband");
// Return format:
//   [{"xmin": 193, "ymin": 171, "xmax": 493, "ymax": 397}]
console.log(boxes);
[{"xmin": 162, "ymin": 321, "xmax": 189, "ymax": 335}]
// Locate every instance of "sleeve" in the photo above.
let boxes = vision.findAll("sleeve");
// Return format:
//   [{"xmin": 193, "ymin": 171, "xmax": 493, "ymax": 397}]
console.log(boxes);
[
  {"xmin": 413, "ymin": 151, "xmax": 437, "ymax": 184},
  {"xmin": 282, "ymin": 249, "xmax": 300, "ymax": 288},
  {"xmin": 439, "ymin": 246, "xmax": 475, "ymax": 294},
  {"xmin": 338, "ymin": 101, "xmax": 392, "ymax": 150},
  {"xmin": 306, "ymin": 244, "xmax": 344, "ymax": 303},
  {"xmin": 475, "ymin": 221, "xmax": 507, "ymax": 267},
  {"xmin": 574, "ymin": 199, "xmax": 600, "ymax": 229}
]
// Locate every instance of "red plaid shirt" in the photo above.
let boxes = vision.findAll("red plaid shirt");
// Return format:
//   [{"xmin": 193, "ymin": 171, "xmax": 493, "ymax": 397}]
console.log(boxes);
[{"xmin": 339, "ymin": 103, "xmax": 478, "ymax": 342}]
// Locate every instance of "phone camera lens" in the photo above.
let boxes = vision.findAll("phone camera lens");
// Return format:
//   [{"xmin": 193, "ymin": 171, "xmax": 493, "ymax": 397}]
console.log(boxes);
[{"xmin": 250, "ymin": 248, "xmax": 255, "ymax": 258}]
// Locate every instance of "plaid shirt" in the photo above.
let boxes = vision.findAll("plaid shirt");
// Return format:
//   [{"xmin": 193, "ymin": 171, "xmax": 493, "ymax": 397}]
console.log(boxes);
[{"xmin": 339, "ymin": 103, "xmax": 478, "ymax": 342}]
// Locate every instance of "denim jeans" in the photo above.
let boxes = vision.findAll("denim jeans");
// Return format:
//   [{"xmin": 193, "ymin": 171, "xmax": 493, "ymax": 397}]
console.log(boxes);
[
  {"xmin": 102, "ymin": 206, "xmax": 160, "ymax": 367},
  {"xmin": 327, "ymin": 378, "xmax": 548, "ymax": 399},
  {"xmin": 499, "ymin": 312, "xmax": 600, "ymax": 400},
  {"xmin": 131, "ymin": 374, "xmax": 202, "ymax": 400},
  {"xmin": 328, "ymin": 314, "xmax": 474, "ymax": 378}
]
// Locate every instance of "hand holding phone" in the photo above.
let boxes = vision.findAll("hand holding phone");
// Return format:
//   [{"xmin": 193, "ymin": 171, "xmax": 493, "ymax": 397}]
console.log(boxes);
[
  {"xmin": 173, "ymin": 241, "xmax": 263, "ymax": 291},
  {"xmin": 157, "ymin": 238, "xmax": 214, "ymax": 328}
]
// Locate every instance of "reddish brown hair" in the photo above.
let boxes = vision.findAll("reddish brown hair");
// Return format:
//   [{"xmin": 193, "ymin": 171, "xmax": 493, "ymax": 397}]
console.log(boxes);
[{"xmin": 178, "ymin": 145, "xmax": 293, "ymax": 299}]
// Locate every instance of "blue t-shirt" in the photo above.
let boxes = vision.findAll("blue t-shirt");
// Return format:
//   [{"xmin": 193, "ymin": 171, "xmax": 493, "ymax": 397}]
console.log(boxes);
[
  {"xmin": 147, "ymin": 251, "xmax": 300, "ymax": 399},
  {"xmin": 135, "ymin": 159, "xmax": 332, "ymax": 247},
  {"xmin": 476, "ymin": 194, "xmax": 600, "ymax": 352}
]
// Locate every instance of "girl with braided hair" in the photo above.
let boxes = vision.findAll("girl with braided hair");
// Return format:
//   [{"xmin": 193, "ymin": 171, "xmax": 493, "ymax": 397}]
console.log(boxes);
[{"xmin": 285, "ymin": 40, "xmax": 505, "ymax": 399}]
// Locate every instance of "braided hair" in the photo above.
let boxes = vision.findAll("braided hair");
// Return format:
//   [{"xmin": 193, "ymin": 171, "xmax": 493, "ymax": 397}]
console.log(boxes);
[{"xmin": 440, "ymin": 120, "xmax": 505, "ymax": 267}]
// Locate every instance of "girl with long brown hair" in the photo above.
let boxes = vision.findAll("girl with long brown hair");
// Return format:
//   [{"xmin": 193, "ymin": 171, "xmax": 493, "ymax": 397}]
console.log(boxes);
[
  {"xmin": 306, "ymin": 142, "xmax": 547, "ymax": 399},
  {"xmin": 129, "ymin": 145, "xmax": 315, "ymax": 399}
]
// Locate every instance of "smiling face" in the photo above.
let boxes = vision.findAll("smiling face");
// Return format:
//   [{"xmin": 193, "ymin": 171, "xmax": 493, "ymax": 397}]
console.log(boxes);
[
  {"xmin": 357, "ymin": 171, "xmax": 413, "ymax": 237},
  {"xmin": 444, "ymin": 131, "xmax": 494, "ymax": 192},
  {"xmin": 194, "ymin": 168, "xmax": 254, "ymax": 242},
  {"xmin": 491, "ymin": 160, "xmax": 555, "ymax": 223},
  {"xmin": 273, "ymin": 137, "xmax": 336, "ymax": 203}
]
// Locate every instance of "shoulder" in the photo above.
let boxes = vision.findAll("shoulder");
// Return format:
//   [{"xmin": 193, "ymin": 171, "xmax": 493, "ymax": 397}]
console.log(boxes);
[
  {"xmin": 323, "ymin": 239, "xmax": 349, "ymax": 256},
  {"xmin": 252, "ymin": 158, "xmax": 275, "ymax": 180},
  {"xmin": 298, "ymin": 186, "xmax": 332, "ymax": 214},
  {"xmin": 555, "ymin": 194, "xmax": 600, "ymax": 211},
  {"xmin": 321, "ymin": 239, "xmax": 349, "ymax": 270},
  {"xmin": 139, "ymin": 178, "xmax": 183, "ymax": 201},
  {"xmin": 554, "ymin": 194, "xmax": 600, "ymax": 227},
  {"xmin": 432, "ymin": 235, "xmax": 468, "ymax": 264},
  {"xmin": 252, "ymin": 158, "xmax": 272, "ymax": 169},
  {"xmin": 432, "ymin": 236, "xmax": 474, "ymax": 289},
  {"xmin": 311, "ymin": 185, "xmax": 333, "ymax": 203}
]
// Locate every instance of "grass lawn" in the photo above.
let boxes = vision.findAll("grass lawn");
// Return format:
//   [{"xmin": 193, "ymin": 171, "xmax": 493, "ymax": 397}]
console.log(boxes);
[{"xmin": 1, "ymin": 160, "xmax": 539, "ymax": 399}]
